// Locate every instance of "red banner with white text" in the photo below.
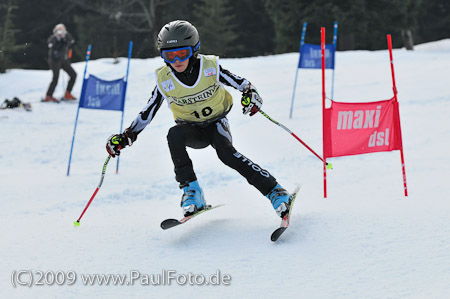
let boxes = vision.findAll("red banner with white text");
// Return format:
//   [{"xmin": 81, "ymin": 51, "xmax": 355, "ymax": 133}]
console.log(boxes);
[{"xmin": 323, "ymin": 97, "xmax": 403, "ymax": 158}]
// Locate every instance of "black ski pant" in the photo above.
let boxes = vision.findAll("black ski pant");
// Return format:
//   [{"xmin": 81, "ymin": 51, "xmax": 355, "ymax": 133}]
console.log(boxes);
[
  {"xmin": 167, "ymin": 118, "xmax": 277, "ymax": 196},
  {"xmin": 46, "ymin": 59, "xmax": 77, "ymax": 97}
]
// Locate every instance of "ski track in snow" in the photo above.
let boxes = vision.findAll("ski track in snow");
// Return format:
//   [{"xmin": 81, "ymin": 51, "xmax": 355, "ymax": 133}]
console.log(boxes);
[{"xmin": 1, "ymin": 40, "xmax": 450, "ymax": 298}]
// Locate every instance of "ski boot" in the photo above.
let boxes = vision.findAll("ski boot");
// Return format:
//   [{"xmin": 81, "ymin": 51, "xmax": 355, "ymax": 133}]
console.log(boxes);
[
  {"xmin": 42, "ymin": 95, "xmax": 59, "ymax": 103},
  {"xmin": 266, "ymin": 183, "xmax": 291, "ymax": 218},
  {"xmin": 64, "ymin": 91, "xmax": 76, "ymax": 101},
  {"xmin": 180, "ymin": 180, "xmax": 206, "ymax": 216}
]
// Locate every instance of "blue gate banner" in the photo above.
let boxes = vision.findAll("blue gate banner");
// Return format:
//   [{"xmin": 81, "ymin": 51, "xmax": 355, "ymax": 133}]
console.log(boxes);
[
  {"xmin": 79, "ymin": 75, "xmax": 126, "ymax": 111},
  {"xmin": 299, "ymin": 43, "xmax": 335, "ymax": 69}
]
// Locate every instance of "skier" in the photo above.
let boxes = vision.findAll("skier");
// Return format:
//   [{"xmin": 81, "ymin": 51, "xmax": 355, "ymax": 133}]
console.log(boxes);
[
  {"xmin": 106, "ymin": 20, "xmax": 292, "ymax": 218},
  {"xmin": 43, "ymin": 23, "xmax": 77, "ymax": 102}
]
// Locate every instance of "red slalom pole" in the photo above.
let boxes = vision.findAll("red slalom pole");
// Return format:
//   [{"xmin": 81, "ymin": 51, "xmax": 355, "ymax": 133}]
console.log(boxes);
[
  {"xmin": 321, "ymin": 27, "xmax": 328, "ymax": 198},
  {"xmin": 387, "ymin": 34, "xmax": 408, "ymax": 196},
  {"xmin": 74, "ymin": 155, "xmax": 112, "ymax": 226}
]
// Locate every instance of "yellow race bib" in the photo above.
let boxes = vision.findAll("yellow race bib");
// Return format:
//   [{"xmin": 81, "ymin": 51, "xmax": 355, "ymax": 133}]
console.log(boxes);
[{"xmin": 156, "ymin": 55, "xmax": 233, "ymax": 123}]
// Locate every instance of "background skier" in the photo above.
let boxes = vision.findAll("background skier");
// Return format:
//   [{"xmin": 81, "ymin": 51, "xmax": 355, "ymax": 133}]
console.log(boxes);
[{"xmin": 44, "ymin": 23, "xmax": 77, "ymax": 102}]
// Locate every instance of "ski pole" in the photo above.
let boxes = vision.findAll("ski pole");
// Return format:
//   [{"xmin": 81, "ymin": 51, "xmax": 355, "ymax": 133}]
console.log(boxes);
[
  {"xmin": 258, "ymin": 109, "xmax": 332, "ymax": 169},
  {"xmin": 73, "ymin": 155, "xmax": 111, "ymax": 227}
]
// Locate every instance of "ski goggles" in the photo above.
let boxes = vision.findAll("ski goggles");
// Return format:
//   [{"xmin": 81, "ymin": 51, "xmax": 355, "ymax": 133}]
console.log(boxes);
[{"xmin": 161, "ymin": 46, "xmax": 193, "ymax": 64}]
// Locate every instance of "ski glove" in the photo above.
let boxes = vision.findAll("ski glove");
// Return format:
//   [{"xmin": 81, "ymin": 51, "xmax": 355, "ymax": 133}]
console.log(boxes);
[
  {"xmin": 106, "ymin": 130, "xmax": 134, "ymax": 158},
  {"xmin": 241, "ymin": 84, "xmax": 263, "ymax": 116}
]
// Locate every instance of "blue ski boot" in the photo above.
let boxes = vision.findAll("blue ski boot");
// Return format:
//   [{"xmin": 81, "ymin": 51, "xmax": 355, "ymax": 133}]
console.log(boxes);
[
  {"xmin": 266, "ymin": 184, "xmax": 291, "ymax": 218},
  {"xmin": 180, "ymin": 180, "xmax": 206, "ymax": 216}
]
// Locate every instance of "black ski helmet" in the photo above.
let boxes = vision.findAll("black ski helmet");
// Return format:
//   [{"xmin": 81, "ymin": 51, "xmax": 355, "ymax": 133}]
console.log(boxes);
[{"xmin": 157, "ymin": 20, "xmax": 200, "ymax": 57}]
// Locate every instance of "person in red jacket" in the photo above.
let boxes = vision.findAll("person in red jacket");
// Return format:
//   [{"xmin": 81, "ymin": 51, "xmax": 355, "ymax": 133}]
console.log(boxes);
[{"xmin": 44, "ymin": 24, "xmax": 77, "ymax": 102}]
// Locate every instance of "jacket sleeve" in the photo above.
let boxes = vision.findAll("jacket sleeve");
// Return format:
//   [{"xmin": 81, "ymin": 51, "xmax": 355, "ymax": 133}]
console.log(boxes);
[
  {"xmin": 48, "ymin": 35, "xmax": 56, "ymax": 48},
  {"xmin": 219, "ymin": 65, "xmax": 250, "ymax": 92},
  {"xmin": 66, "ymin": 32, "xmax": 75, "ymax": 47},
  {"xmin": 123, "ymin": 86, "xmax": 164, "ymax": 142}
]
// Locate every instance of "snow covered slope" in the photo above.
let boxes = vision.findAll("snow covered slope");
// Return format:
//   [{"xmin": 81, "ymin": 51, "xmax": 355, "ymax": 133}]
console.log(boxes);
[{"xmin": 1, "ymin": 39, "xmax": 450, "ymax": 298}]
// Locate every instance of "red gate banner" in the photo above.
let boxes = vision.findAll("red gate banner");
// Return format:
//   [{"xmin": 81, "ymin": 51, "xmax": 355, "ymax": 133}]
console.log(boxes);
[
  {"xmin": 320, "ymin": 29, "xmax": 407, "ymax": 197},
  {"xmin": 323, "ymin": 97, "xmax": 403, "ymax": 158}
]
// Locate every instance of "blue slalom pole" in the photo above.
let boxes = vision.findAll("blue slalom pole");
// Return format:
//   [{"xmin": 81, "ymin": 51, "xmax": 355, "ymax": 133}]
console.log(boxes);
[
  {"xmin": 331, "ymin": 22, "xmax": 338, "ymax": 100},
  {"xmin": 116, "ymin": 41, "xmax": 133, "ymax": 174},
  {"xmin": 67, "ymin": 44, "xmax": 92, "ymax": 176},
  {"xmin": 289, "ymin": 22, "xmax": 307, "ymax": 119}
]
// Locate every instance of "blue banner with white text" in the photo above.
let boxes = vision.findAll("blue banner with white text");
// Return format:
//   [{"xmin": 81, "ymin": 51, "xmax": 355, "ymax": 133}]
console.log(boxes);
[
  {"xmin": 79, "ymin": 75, "xmax": 126, "ymax": 111},
  {"xmin": 299, "ymin": 43, "xmax": 335, "ymax": 69}
]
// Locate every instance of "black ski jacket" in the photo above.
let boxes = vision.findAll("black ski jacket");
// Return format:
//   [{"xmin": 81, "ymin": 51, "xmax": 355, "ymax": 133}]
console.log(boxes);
[{"xmin": 47, "ymin": 32, "xmax": 75, "ymax": 62}]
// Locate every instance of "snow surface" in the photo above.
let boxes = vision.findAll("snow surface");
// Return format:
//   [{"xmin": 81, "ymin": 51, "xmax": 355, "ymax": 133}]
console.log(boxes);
[{"xmin": 1, "ymin": 39, "xmax": 450, "ymax": 298}]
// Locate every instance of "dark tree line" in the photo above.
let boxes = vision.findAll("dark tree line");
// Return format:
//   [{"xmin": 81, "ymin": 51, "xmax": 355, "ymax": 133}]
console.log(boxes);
[{"xmin": 0, "ymin": 0, "xmax": 449, "ymax": 72}]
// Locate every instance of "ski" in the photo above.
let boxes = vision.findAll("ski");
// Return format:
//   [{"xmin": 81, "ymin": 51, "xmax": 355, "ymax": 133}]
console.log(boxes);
[
  {"xmin": 270, "ymin": 185, "xmax": 301, "ymax": 242},
  {"xmin": 22, "ymin": 103, "xmax": 32, "ymax": 111},
  {"xmin": 60, "ymin": 97, "xmax": 78, "ymax": 103},
  {"xmin": 160, "ymin": 204, "xmax": 224, "ymax": 230},
  {"xmin": 40, "ymin": 97, "xmax": 77, "ymax": 103},
  {"xmin": 41, "ymin": 97, "xmax": 60, "ymax": 103}
]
